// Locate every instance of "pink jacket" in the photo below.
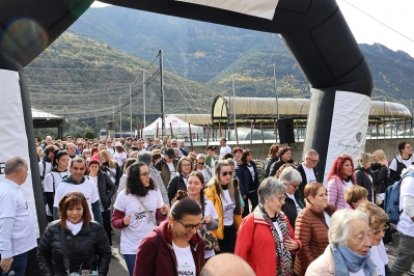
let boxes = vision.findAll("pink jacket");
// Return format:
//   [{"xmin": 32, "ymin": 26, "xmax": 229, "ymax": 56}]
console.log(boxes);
[{"xmin": 327, "ymin": 176, "xmax": 352, "ymax": 210}]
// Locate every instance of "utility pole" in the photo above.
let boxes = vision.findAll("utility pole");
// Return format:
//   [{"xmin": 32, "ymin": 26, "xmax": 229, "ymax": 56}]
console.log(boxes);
[
  {"xmin": 273, "ymin": 64, "xmax": 279, "ymax": 120},
  {"xmin": 129, "ymin": 83, "xmax": 132, "ymax": 134},
  {"xmin": 119, "ymin": 97, "xmax": 122, "ymax": 134},
  {"xmin": 143, "ymin": 70, "xmax": 146, "ymax": 127},
  {"xmin": 232, "ymin": 79, "xmax": 239, "ymax": 144},
  {"xmin": 160, "ymin": 49, "xmax": 165, "ymax": 137}
]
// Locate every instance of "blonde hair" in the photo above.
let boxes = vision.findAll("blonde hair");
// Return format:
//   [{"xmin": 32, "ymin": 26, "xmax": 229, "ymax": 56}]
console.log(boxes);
[
  {"xmin": 357, "ymin": 152, "xmax": 372, "ymax": 167},
  {"xmin": 99, "ymin": 149, "xmax": 117, "ymax": 168},
  {"xmin": 372, "ymin": 149, "xmax": 387, "ymax": 163}
]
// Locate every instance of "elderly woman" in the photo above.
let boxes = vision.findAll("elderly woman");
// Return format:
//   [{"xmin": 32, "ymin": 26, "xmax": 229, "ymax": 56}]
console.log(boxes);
[
  {"xmin": 345, "ymin": 185, "xmax": 369, "ymax": 209},
  {"xmin": 278, "ymin": 166, "xmax": 305, "ymax": 229},
  {"xmin": 357, "ymin": 202, "xmax": 389, "ymax": 276},
  {"xmin": 235, "ymin": 177, "xmax": 301, "ymax": 276},
  {"xmin": 294, "ymin": 183, "xmax": 335, "ymax": 276},
  {"xmin": 305, "ymin": 209, "xmax": 375, "ymax": 275},
  {"xmin": 327, "ymin": 154, "xmax": 356, "ymax": 209}
]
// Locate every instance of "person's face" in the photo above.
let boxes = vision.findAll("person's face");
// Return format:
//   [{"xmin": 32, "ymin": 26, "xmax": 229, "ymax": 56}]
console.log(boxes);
[
  {"xmin": 57, "ymin": 155, "xmax": 69, "ymax": 170},
  {"xmin": 370, "ymin": 223, "xmax": 388, "ymax": 246},
  {"xmin": 207, "ymin": 149, "xmax": 215, "ymax": 156},
  {"xmin": 99, "ymin": 153, "xmax": 106, "ymax": 163},
  {"xmin": 196, "ymin": 159, "xmax": 205, "ymax": 170},
  {"xmin": 402, "ymin": 143, "xmax": 412, "ymax": 156},
  {"xmin": 285, "ymin": 181, "xmax": 300, "ymax": 195},
  {"xmin": 340, "ymin": 160, "xmax": 353, "ymax": 178},
  {"xmin": 305, "ymin": 154, "xmax": 320, "ymax": 168},
  {"xmin": 67, "ymin": 145, "xmax": 76, "ymax": 156},
  {"xmin": 219, "ymin": 166, "xmax": 233, "ymax": 185},
  {"xmin": 67, "ymin": 204, "xmax": 83, "ymax": 224},
  {"xmin": 171, "ymin": 140, "xmax": 178, "ymax": 147},
  {"xmin": 347, "ymin": 218, "xmax": 372, "ymax": 256},
  {"xmin": 308, "ymin": 187, "xmax": 328, "ymax": 210},
  {"xmin": 220, "ymin": 139, "xmax": 226, "ymax": 146},
  {"xmin": 88, "ymin": 163, "xmax": 100, "ymax": 175},
  {"xmin": 139, "ymin": 165, "xmax": 151, "ymax": 187},
  {"xmin": 187, "ymin": 175, "xmax": 203, "ymax": 197},
  {"xmin": 70, "ymin": 161, "xmax": 87, "ymax": 183},
  {"xmin": 281, "ymin": 150, "xmax": 292, "ymax": 161},
  {"xmin": 171, "ymin": 214, "xmax": 202, "ymax": 241},
  {"xmin": 265, "ymin": 193, "xmax": 286, "ymax": 215},
  {"xmin": 181, "ymin": 160, "xmax": 192, "ymax": 176}
]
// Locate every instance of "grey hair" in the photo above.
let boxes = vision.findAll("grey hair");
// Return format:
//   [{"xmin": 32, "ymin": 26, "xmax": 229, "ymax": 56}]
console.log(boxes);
[
  {"xmin": 196, "ymin": 154, "xmax": 206, "ymax": 161},
  {"xmin": 4, "ymin": 157, "xmax": 27, "ymax": 175},
  {"xmin": 329, "ymin": 209, "xmax": 369, "ymax": 246},
  {"xmin": 257, "ymin": 177, "xmax": 286, "ymax": 205},
  {"xmin": 278, "ymin": 167, "xmax": 302, "ymax": 185},
  {"xmin": 304, "ymin": 148, "xmax": 319, "ymax": 159}
]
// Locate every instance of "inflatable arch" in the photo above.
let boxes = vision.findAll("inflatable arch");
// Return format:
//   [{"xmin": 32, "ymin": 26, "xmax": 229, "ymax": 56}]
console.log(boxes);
[{"xmin": 0, "ymin": 0, "xmax": 372, "ymax": 236}]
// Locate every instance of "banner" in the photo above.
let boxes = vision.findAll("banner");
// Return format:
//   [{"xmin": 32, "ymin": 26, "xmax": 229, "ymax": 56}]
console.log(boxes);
[
  {"xmin": 0, "ymin": 69, "xmax": 39, "ymax": 237},
  {"xmin": 175, "ymin": 0, "xmax": 279, "ymax": 20},
  {"xmin": 323, "ymin": 91, "xmax": 370, "ymax": 183}
]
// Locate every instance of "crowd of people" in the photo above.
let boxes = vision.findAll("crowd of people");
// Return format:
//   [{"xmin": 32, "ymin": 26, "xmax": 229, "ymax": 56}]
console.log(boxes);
[{"xmin": 1, "ymin": 135, "xmax": 414, "ymax": 275}]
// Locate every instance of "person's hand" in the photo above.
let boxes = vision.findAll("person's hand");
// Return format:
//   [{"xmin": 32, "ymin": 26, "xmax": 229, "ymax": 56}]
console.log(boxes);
[
  {"xmin": 0, "ymin": 257, "xmax": 13, "ymax": 273},
  {"xmin": 123, "ymin": 215, "xmax": 131, "ymax": 226},
  {"xmin": 203, "ymin": 215, "xmax": 212, "ymax": 224},
  {"xmin": 160, "ymin": 204, "xmax": 169, "ymax": 216},
  {"xmin": 284, "ymin": 238, "xmax": 299, "ymax": 251}
]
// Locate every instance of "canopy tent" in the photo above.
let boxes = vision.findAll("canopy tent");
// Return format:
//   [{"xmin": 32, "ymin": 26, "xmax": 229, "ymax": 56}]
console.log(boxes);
[{"xmin": 142, "ymin": 115, "xmax": 203, "ymax": 138}]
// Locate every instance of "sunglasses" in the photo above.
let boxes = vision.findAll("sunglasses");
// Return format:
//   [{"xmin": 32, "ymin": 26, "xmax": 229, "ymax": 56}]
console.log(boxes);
[
  {"xmin": 221, "ymin": 171, "xmax": 233, "ymax": 177},
  {"xmin": 198, "ymin": 162, "xmax": 205, "ymax": 165}
]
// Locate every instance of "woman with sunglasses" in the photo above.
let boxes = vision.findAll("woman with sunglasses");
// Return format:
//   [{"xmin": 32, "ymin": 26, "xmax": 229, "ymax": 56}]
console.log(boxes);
[
  {"xmin": 43, "ymin": 150, "xmax": 69, "ymax": 221},
  {"xmin": 204, "ymin": 160, "xmax": 243, "ymax": 253},
  {"xmin": 112, "ymin": 162, "xmax": 169, "ymax": 276},
  {"xmin": 235, "ymin": 177, "xmax": 300, "ymax": 276},
  {"xmin": 134, "ymin": 197, "xmax": 205, "ymax": 276},
  {"xmin": 37, "ymin": 192, "xmax": 111, "ymax": 275},
  {"xmin": 357, "ymin": 201, "xmax": 389, "ymax": 276}
]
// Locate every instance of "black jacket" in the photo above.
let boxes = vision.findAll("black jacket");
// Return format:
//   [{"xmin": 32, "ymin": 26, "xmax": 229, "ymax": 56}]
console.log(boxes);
[
  {"xmin": 88, "ymin": 171, "xmax": 116, "ymax": 210},
  {"xmin": 282, "ymin": 193, "xmax": 305, "ymax": 229},
  {"xmin": 269, "ymin": 159, "xmax": 294, "ymax": 177},
  {"xmin": 264, "ymin": 157, "xmax": 278, "ymax": 177},
  {"xmin": 167, "ymin": 173, "xmax": 187, "ymax": 203},
  {"xmin": 236, "ymin": 162, "xmax": 260, "ymax": 197},
  {"xmin": 355, "ymin": 166, "xmax": 375, "ymax": 202},
  {"xmin": 37, "ymin": 221, "xmax": 111, "ymax": 276},
  {"xmin": 371, "ymin": 163, "xmax": 389, "ymax": 194},
  {"xmin": 296, "ymin": 163, "xmax": 319, "ymax": 201}
]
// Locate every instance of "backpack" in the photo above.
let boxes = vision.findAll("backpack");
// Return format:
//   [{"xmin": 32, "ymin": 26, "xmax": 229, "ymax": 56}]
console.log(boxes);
[{"xmin": 384, "ymin": 170, "xmax": 414, "ymax": 224}]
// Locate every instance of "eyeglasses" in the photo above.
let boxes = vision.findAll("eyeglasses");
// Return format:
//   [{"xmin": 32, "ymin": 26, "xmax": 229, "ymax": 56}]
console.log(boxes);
[
  {"xmin": 372, "ymin": 225, "xmax": 389, "ymax": 235},
  {"xmin": 176, "ymin": 219, "xmax": 202, "ymax": 231},
  {"xmin": 274, "ymin": 194, "xmax": 286, "ymax": 202},
  {"xmin": 221, "ymin": 171, "xmax": 233, "ymax": 177},
  {"xmin": 140, "ymin": 172, "xmax": 150, "ymax": 176},
  {"xmin": 307, "ymin": 158, "xmax": 320, "ymax": 163},
  {"xmin": 198, "ymin": 162, "xmax": 205, "ymax": 165}
]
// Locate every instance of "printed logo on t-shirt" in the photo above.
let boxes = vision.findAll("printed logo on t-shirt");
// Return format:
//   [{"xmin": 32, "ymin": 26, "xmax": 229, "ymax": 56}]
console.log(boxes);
[
  {"xmin": 177, "ymin": 263, "xmax": 195, "ymax": 276},
  {"xmin": 224, "ymin": 202, "xmax": 235, "ymax": 212}
]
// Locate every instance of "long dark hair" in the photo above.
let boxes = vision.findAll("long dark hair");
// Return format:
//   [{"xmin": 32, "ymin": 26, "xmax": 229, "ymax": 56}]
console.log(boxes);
[
  {"xmin": 187, "ymin": 171, "xmax": 206, "ymax": 216},
  {"xmin": 126, "ymin": 162, "xmax": 155, "ymax": 196},
  {"xmin": 170, "ymin": 197, "xmax": 202, "ymax": 220}
]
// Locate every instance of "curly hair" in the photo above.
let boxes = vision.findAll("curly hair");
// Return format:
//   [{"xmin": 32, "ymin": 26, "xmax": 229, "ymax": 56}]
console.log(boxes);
[
  {"xmin": 126, "ymin": 162, "xmax": 155, "ymax": 197},
  {"xmin": 327, "ymin": 154, "xmax": 356, "ymax": 183}
]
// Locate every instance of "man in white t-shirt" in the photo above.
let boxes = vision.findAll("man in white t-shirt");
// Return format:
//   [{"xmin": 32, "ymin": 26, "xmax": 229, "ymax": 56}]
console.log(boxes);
[
  {"xmin": 296, "ymin": 149, "xmax": 319, "ymax": 201},
  {"xmin": 0, "ymin": 157, "xmax": 37, "ymax": 275},
  {"xmin": 53, "ymin": 157, "xmax": 102, "ymax": 224},
  {"xmin": 219, "ymin": 137, "xmax": 232, "ymax": 159},
  {"xmin": 391, "ymin": 165, "xmax": 414, "ymax": 275}
]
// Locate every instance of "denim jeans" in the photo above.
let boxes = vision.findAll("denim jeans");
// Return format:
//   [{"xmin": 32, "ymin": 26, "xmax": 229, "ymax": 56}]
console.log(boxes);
[
  {"xmin": 0, "ymin": 251, "xmax": 29, "ymax": 276},
  {"xmin": 123, "ymin": 254, "xmax": 136, "ymax": 276}
]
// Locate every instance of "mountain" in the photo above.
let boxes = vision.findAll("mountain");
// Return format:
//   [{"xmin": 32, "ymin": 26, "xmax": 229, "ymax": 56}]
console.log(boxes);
[{"xmin": 69, "ymin": 5, "xmax": 414, "ymax": 104}]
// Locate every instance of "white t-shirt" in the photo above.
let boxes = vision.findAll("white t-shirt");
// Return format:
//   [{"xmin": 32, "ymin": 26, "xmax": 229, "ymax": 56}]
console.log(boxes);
[
  {"xmin": 389, "ymin": 157, "xmax": 413, "ymax": 173},
  {"xmin": 53, "ymin": 178, "xmax": 100, "ymax": 220},
  {"xmin": 39, "ymin": 161, "xmax": 53, "ymax": 186},
  {"xmin": 323, "ymin": 211, "xmax": 331, "ymax": 227},
  {"xmin": 247, "ymin": 164, "xmax": 255, "ymax": 182},
  {"xmin": 86, "ymin": 175, "xmax": 104, "ymax": 212},
  {"xmin": 370, "ymin": 241, "xmax": 388, "ymax": 276},
  {"xmin": 172, "ymin": 242, "xmax": 196, "ymax": 276},
  {"xmin": 220, "ymin": 145, "xmax": 232, "ymax": 158},
  {"xmin": 113, "ymin": 189, "xmax": 164, "ymax": 254},
  {"xmin": 167, "ymin": 162, "xmax": 177, "ymax": 180},
  {"xmin": 113, "ymin": 151, "xmax": 127, "ymax": 167},
  {"xmin": 344, "ymin": 180, "xmax": 354, "ymax": 208},
  {"xmin": 221, "ymin": 190, "xmax": 235, "ymax": 226},
  {"xmin": 349, "ymin": 269, "xmax": 365, "ymax": 276},
  {"xmin": 302, "ymin": 164, "xmax": 316, "ymax": 183},
  {"xmin": 43, "ymin": 171, "xmax": 69, "ymax": 193},
  {"xmin": 0, "ymin": 179, "xmax": 37, "ymax": 258},
  {"xmin": 397, "ymin": 176, "xmax": 414, "ymax": 237},
  {"xmin": 200, "ymin": 199, "xmax": 219, "ymax": 259}
]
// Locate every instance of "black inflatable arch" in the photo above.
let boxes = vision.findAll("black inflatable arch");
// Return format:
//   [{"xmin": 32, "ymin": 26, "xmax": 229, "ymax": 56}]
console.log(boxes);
[{"xmin": 0, "ymin": 0, "xmax": 372, "ymax": 233}]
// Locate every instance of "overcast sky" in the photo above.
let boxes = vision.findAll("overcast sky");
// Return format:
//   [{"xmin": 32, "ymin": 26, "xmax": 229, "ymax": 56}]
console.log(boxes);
[{"xmin": 92, "ymin": 0, "xmax": 414, "ymax": 58}]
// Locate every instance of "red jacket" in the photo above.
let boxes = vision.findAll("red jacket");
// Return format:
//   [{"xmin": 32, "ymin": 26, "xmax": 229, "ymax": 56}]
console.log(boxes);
[
  {"xmin": 134, "ymin": 220, "xmax": 205, "ymax": 276},
  {"xmin": 235, "ymin": 208, "xmax": 301, "ymax": 276}
]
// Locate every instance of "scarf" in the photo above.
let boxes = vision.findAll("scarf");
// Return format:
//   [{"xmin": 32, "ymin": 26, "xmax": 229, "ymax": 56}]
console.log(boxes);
[
  {"xmin": 66, "ymin": 220, "xmax": 83, "ymax": 236},
  {"xmin": 331, "ymin": 244, "xmax": 376, "ymax": 275},
  {"xmin": 260, "ymin": 207, "xmax": 292, "ymax": 276}
]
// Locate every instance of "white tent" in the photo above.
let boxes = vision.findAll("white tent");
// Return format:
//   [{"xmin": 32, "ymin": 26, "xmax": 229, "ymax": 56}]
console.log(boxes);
[{"xmin": 142, "ymin": 115, "xmax": 203, "ymax": 138}]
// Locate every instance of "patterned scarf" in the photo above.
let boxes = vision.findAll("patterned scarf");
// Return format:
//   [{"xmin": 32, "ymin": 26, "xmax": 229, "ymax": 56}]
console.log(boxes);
[{"xmin": 260, "ymin": 206, "xmax": 293, "ymax": 276}]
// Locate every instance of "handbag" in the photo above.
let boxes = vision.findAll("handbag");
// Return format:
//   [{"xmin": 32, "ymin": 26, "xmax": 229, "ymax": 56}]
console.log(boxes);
[{"xmin": 199, "ymin": 227, "xmax": 218, "ymax": 251}]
